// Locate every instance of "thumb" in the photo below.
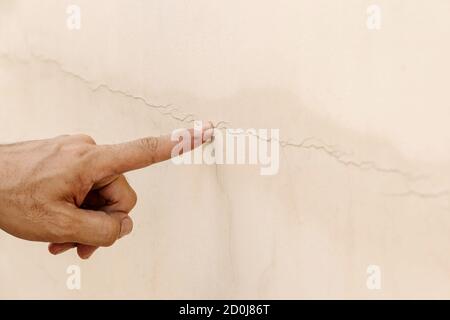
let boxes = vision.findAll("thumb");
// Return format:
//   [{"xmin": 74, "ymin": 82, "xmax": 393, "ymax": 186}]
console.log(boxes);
[{"xmin": 63, "ymin": 207, "xmax": 133, "ymax": 247}]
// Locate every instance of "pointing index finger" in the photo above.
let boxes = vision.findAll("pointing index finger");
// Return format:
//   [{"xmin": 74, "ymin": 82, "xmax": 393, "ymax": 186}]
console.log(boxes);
[{"xmin": 94, "ymin": 121, "xmax": 213, "ymax": 176}]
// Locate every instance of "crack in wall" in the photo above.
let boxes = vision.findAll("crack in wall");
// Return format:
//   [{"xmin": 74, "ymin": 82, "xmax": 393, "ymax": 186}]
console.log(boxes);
[
  {"xmin": 2, "ymin": 51, "xmax": 447, "ymax": 200},
  {"xmin": 1, "ymin": 52, "xmax": 198, "ymax": 125},
  {"xmin": 383, "ymin": 189, "xmax": 450, "ymax": 199}
]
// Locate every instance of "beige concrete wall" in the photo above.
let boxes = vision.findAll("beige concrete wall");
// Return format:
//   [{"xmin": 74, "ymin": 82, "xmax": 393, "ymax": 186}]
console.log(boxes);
[{"xmin": 0, "ymin": 0, "xmax": 449, "ymax": 299}]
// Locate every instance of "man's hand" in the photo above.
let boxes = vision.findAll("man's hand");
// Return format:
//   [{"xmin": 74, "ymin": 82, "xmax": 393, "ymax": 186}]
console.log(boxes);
[{"xmin": 0, "ymin": 123, "xmax": 213, "ymax": 259}]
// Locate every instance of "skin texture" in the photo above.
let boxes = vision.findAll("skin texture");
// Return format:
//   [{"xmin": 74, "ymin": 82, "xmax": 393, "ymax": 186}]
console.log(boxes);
[{"xmin": 0, "ymin": 123, "xmax": 213, "ymax": 259}]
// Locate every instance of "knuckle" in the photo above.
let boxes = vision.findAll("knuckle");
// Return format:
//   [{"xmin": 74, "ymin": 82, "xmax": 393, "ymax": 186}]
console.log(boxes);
[
  {"xmin": 121, "ymin": 181, "xmax": 138, "ymax": 209},
  {"xmin": 129, "ymin": 188, "xmax": 138, "ymax": 208},
  {"xmin": 122, "ymin": 191, "xmax": 138, "ymax": 212},
  {"xmin": 140, "ymin": 137, "xmax": 159, "ymax": 153},
  {"xmin": 138, "ymin": 137, "xmax": 159, "ymax": 164},
  {"xmin": 73, "ymin": 134, "xmax": 96, "ymax": 145}
]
